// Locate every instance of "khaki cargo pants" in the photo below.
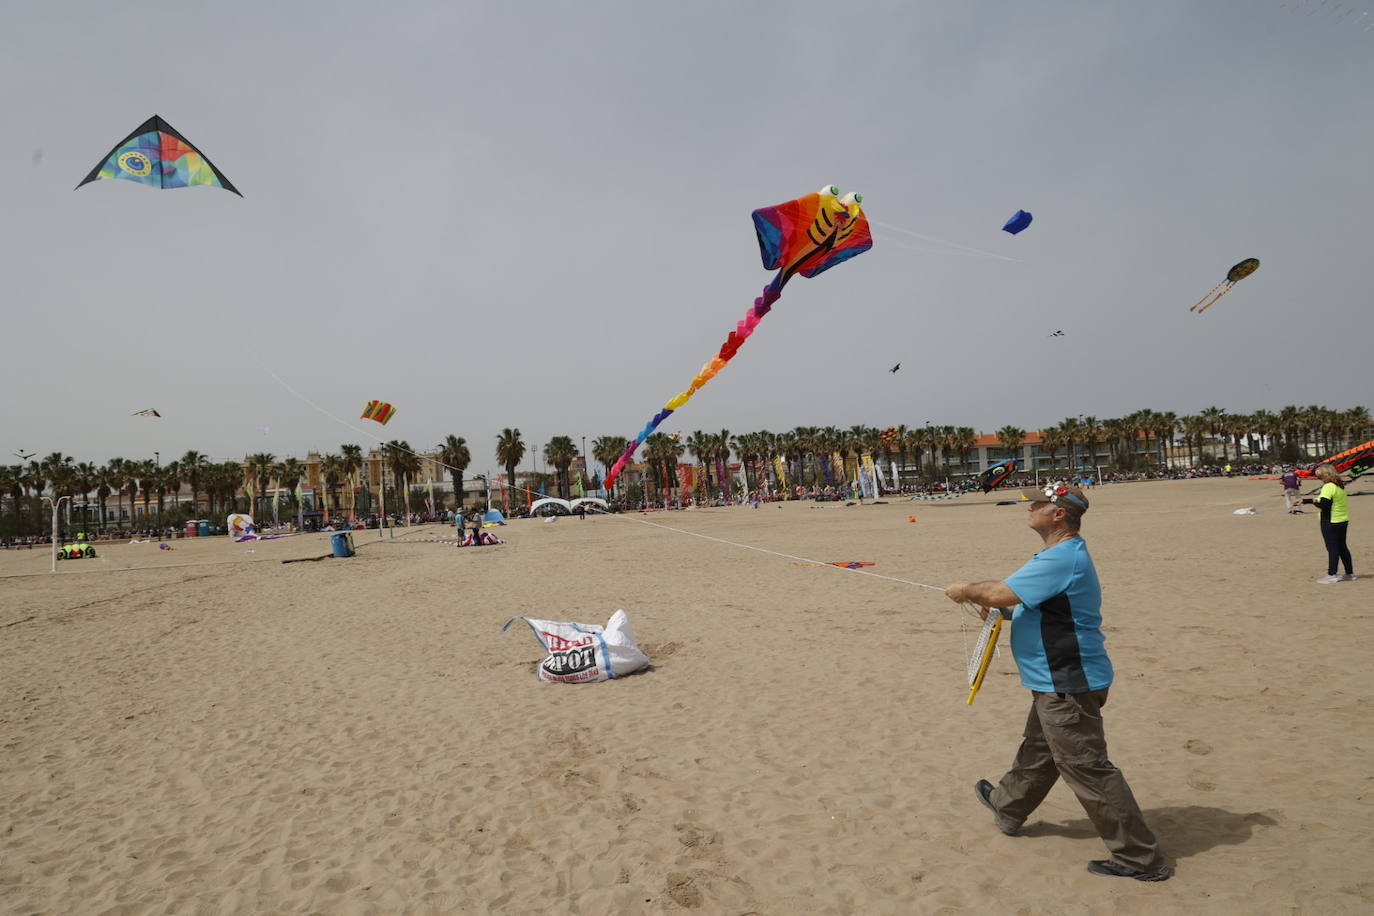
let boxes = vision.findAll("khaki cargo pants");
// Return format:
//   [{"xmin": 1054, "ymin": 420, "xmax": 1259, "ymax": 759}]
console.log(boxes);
[{"xmin": 988, "ymin": 688, "xmax": 1166, "ymax": 872}]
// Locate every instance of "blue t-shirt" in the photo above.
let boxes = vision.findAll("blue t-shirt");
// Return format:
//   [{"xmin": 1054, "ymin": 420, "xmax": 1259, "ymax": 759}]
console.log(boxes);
[{"xmin": 1003, "ymin": 538, "xmax": 1113, "ymax": 693}]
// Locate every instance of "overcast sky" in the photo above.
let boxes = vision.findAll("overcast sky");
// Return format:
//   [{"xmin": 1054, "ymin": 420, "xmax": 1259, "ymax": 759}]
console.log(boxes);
[{"xmin": 3, "ymin": 1, "xmax": 1370, "ymax": 474}]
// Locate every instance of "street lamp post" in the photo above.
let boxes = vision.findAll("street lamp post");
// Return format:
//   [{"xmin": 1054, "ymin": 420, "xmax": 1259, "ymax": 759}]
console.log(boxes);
[{"xmin": 924, "ymin": 421, "xmax": 933, "ymax": 484}]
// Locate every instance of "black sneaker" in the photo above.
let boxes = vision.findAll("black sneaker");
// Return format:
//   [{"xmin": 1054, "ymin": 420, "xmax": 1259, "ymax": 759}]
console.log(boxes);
[
  {"xmin": 1087, "ymin": 859, "xmax": 1174, "ymax": 882},
  {"xmin": 973, "ymin": 779, "xmax": 1019, "ymax": 836}
]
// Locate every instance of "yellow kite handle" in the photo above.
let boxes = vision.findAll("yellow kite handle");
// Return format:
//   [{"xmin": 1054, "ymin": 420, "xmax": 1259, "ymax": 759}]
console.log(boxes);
[{"xmin": 966, "ymin": 615, "xmax": 1004, "ymax": 705}]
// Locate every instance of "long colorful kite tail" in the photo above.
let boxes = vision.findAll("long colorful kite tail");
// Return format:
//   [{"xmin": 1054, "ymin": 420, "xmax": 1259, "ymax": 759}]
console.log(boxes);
[
  {"xmin": 1189, "ymin": 281, "xmax": 1226, "ymax": 312},
  {"xmin": 604, "ymin": 285, "xmax": 782, "ymax": 486},
  {"xmin": 1195, "ymin": 284, "xmax": 1235, "ymax": 314},
  {"xmin": 604, "ymin": 186, "xmax": 872, "ymax": 492}
]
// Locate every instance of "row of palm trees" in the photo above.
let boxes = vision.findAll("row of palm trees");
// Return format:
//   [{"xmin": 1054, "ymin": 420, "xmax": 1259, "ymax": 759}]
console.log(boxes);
[
  {"xmin": 3, "ymin": 405, "xmax": 1367, "ymax": 534},
  {"xmin": 0, "ymin": 430, "xmax": 580, "ymax": 535},
  {"xmin": 589, "ymin": 405, "xmax": 1371, "ymax": 500}
]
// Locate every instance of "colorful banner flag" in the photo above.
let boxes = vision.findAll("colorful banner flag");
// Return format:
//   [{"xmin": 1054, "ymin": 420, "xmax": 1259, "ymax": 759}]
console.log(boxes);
[{"xmin": 860, "ymin": 455, "xmax": 879, "ymax": 499}]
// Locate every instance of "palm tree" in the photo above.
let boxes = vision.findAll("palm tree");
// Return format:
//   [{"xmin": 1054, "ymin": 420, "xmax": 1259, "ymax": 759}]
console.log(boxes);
[
  {"xmin": 904, "ymin": 427, "xmax": 931, "ymax": 483},
  {"xmin": 996, "ymin": 426, "xmax": 1026, "ymax": 469},
  {"xmin": 1198, "ymin": 406, "xmax": 1228, "ymax": 463},
  {"xmin": 278, "ymin": 457, "xmax": 303, "ymax": 526},
  {"xmin": 319, "ymin": 454, "xmax": 345, "ymax": 521},
  {"xmin": 223, "ymin": 461, "xmax": 252, "ymax": 516},
  {"xmin": 1152, "ymin": 411, "xmax": 1178, "ymax": 468},
  {"xmin": 91, "ymin": 464, "xmax": 115, "ymax": 534},
  {"xmin": 933, "ymin": 426, "xmax": 958, "ymax": 477},
  {"xmin": 775, "ymin": 429, "xmax": 801, "ymax": 491},
  {"xmin": 199, "ymin": 462, "xmax": 221, "ymax": 518},
  {"xmin": 1056, "ymin": 418, "xmax": 1081, "ymax": 472},
  {"xmin": 438, "ymin": 435, "xmax": 471, "ymax": 512},
  {"xmin": 155, "ymin": 459, "xmax": 180, "ymax": 516},
  {"xmin": 1080, "ymin": 416, "xmax": 1102, "ymax": 471},
  {"xmin": 18, "ymin": 463, "xmax": 45, "ymax": 534},
  {"xmin": 730, "ymin": 432, "xmax": 756, "ymax": 495},
  {"xmin": 544, "ymin": 436, "xmax": 578, "ymax": 499},
  {"xmin": 0, "ymin": 465, "xmax": 20, "ymax": 533},
  {"xmin": 820, "ymin": 426, "xmax": 845, "ymax": 487},
  {"xmin": 1039, "ymin": 428, "xmax": 1065, "ymax": 475},
  {"xmin": 711, "ymin": 429, "xmax": 733, "ymax": 498},
  {"xmin": 71, "ymin": 461, "xmax": 97, "ymax": 534},
  {"xmin": 733, "ymin": 430, "xmax": 776, "ymax": 496},
  {"xmin": 1180, "ymin": 415, "xmax": 1208, "ymax": 466},
  {"xmin": 1100, "ymin": 418, "xmax": 1130, "ymax": 469},
  {"xmin": 246, "ymin": 453, "xmax": 276, "ymax": 518},
  {"xmin": 339, "ymin": 445, "xmax": 363, "ymax": 519},
  {"xmin": 263, "ymin": 460, "xmax": 282, "ymax": 524},
  {"xmin": 109, "ymin": 458, "xmax": 136, "ymax": 528},
  {"xmin": 1343, "ymin": 405, "xmax": 1371, "ymax": 450},
  {"xmin": 383, "ymin": 441, "xmax": 421, "ymax": 520},
  {"xmin": 592, "ymin": 435, "xmax": 628, "ymax": 497},
  {"xmin": 685, "ymin": 430, "xmax": 714, "ymax": 492},
  {"xmin": 38, "ymin": 454, "xmax": 71, "ymax": 530},
  {"xmin": 949, "ymin": 427, "xmax": 978, "ymax": 477},
  {"xmin": 131, "ymin": 459, "xmax": 157, "ymax": 522},
  {"xmin": 495, "ymin": 428, "xmax": 526, "ymax": 511},
  {"xmin": 643, "ymin": 433, "xmax": 685, "ymax": 506},
  {"xmin": 1247, "ymin": 409, "xmax": 1278, "ymax": 459},
  {"xmin": 179, "ymin": 450, "xmax": 208, "ymax": 515},
  {"xmin": 840, "ymin": 425, "xmax": 866, "ymax": 484}
]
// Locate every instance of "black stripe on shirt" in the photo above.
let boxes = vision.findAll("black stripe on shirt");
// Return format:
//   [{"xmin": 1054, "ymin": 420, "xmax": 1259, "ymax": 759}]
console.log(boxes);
[{"xmin": 1039, "ymin": 592, "xmax": 1091, "ymax": 693}]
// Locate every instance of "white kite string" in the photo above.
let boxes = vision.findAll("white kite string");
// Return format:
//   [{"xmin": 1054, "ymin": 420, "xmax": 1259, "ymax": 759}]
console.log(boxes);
[
  {"xmin": 574, "ymin": 506, "xmax": 991, "ymax": 667},
  {"xmin": 869, "ymin": 218, "xmax": 1020, "ymax": 262},
  {"xmin": 579, "ymin": 506, "xmax": 986, "ymax": 608}
]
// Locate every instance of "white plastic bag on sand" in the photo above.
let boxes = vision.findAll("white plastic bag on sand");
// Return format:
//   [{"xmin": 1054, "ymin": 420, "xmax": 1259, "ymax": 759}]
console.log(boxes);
[
  {"xmin": 502, "ymin": 609, "xmax": 650, "ymax": 683},
  {"xmin": 1233, "ymin": 507, "xmax": 1256, "ymax": 515}
]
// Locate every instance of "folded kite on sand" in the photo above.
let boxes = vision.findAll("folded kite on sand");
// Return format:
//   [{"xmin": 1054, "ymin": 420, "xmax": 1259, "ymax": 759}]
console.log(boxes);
[{"xmin": 502, "ymin": 610, "xmax": 650, "ymax": 683}]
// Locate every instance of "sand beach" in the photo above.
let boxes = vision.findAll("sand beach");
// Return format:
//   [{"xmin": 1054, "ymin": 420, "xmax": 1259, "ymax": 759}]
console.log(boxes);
[{"xmin": 1, "ymin": 476, "xmax": 1370, "ymax": 914}]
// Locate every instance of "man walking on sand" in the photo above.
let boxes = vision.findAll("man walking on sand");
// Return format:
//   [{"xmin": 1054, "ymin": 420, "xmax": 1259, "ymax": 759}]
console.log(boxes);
[
  {"xmin": 1281, "ymin": 467, "xmax": 1302, "ymax": 515},
  {"xmin": 945, "ymin": 483, "xmax": 1172, "ymax": 882}
]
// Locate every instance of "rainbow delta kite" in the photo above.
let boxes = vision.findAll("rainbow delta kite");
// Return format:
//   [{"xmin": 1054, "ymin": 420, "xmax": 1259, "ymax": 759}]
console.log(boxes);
[
  {"xmin": 604, "ymin": 186, "xmax": 872, "ymax": 490},
  {"xmin": 76, "ymin": 115, "xmax": 241, "ymax": 196},
  {"xmin": 360, "ymin": 400, "xmax": 396, "ymax": 425}
]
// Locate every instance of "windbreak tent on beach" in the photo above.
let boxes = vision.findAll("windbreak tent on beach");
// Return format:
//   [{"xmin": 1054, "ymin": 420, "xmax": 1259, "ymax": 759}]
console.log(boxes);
[
  {"xmin": 529, "ymin": 498, "xmax": 572, "ymax": 515},
  {"xmin": 482, "ymin": 509, "xmax": 506, "ymax": 525},
  {"xmin": 571, "ymin": 498, "xmax": 608, "ymax": 512}
]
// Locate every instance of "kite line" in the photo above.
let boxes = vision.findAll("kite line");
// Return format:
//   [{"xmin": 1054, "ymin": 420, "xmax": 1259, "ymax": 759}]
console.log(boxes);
[{"xmin": 868, "ymin": 218, "xmax": 1020, "ymax": 262}]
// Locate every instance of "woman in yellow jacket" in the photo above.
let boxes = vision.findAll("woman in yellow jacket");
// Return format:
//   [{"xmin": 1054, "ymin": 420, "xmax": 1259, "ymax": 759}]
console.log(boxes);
[{"xmin": 1310, "ymin": 464, "xmax": 1354, "ymax": 583}]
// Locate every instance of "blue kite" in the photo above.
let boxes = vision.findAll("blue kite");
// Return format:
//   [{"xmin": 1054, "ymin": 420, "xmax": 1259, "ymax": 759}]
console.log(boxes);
[{"xmin": 1002, "ymin": 210, "xmax": 1032, "ymax": 234}]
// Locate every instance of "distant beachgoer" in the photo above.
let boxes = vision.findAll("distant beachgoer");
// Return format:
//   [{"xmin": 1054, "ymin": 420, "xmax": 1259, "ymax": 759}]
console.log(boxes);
[
  {"xmin": 1306, "ymin": 464, "xmax": 1354, "ymax": 583},
  {"xmin": 1281, "ymin": 467, "xmax": 1301, "ymax": 515}
]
